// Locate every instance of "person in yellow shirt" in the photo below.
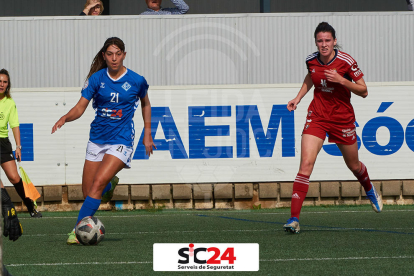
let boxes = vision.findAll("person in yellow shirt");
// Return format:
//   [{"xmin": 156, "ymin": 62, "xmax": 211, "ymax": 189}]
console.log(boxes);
[{"xmin": 0, "ymin": 69, "xmax": 42, "ymax": 218}]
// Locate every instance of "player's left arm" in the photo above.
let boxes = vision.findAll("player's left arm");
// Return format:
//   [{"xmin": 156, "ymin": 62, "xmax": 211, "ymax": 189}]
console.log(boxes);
[
  {"xmin": 9, "ymin": 102, "xmax": 22, "ymax": 160},
  {"xmin": 140, "ymin": 94, "xmax": 156, "ymax": 156},
  {"xmin": 324, "ymin": 70, "xmax": 368, "ymax": 98},
  {"xmin": 11, "ymin": 126, "xmax": 22, "ymax": 162}
]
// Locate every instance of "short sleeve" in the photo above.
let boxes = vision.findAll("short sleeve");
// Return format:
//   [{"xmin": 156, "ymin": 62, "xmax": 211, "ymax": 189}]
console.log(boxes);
[
  {"xmin": 81, "ymin": 73, "xmax": 100, "ymax": 101},
  {"xmin": 306, "ymin": 61, "xmax": 311, "ymax": 74},
  {"xmin": 139, "ymin": 77, "xmax": 149, "ymax": 99},
  {"xmin": 8, "ymin": 100, "xmax": 19, "ymax": 129},
  {"xmin": 347, "ymin": 60, "xmax": 364, "ymax": 82}
]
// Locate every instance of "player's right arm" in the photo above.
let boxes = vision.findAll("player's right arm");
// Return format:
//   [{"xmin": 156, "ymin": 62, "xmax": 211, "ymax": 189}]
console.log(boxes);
[
  {"xmin": 51, "ymin": 97, "xmax": 90, "ymax": 134},
  {"xmin": 287, "ymin": 73, "xmax": 313, "ymax": 112}
]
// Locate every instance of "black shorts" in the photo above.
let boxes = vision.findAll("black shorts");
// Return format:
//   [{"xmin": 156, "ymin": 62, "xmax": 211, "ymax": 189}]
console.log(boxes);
[{"xmin": 0, "ymin": 137, "xmax": 15, "ymax": 164}]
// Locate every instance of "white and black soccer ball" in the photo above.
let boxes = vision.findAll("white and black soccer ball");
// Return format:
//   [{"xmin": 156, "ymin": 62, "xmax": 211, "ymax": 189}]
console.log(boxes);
[{"xmin": 75, "ymin": 216, "xmax": 105, "ymax": 245}]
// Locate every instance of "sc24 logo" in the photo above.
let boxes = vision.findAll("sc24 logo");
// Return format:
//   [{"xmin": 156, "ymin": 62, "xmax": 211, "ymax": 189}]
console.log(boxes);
[{"xmin": 178, "ymin": 243, "xmax": 236, "ymax": 264}]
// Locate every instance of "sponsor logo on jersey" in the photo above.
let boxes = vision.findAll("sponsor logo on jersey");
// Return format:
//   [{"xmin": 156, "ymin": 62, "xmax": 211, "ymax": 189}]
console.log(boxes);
[
  {"xmin": 82, "ymin": 80, "xmax": 89, "ymax": 90},
  {"xmin": 311, "ymin": 69, "xmax": 315, "ymax": 73},
  {"xmin": 122, "ymin": 82, "xmax": 131, "ymax": 91},
  {"xmin": 352, "ymin": 64, "xmax": 363, "ymax": 77},
  {"xmin": 354, "ymin": 70, "xmax": 363, "ymax": 77},
  {"xmin": 342, "ymin": 128, "xmax": 356, "ymax": 138},
  {"xmin": 0, "ymin": 112, "xmax": 4, "ymax": 120},
  {"xmin": 320, "ymin": 79, "xmax": 334, "ymax": 93},
  {"xmin": 100, "ymin": 82, "xmax": 105, "ymax": 88}
]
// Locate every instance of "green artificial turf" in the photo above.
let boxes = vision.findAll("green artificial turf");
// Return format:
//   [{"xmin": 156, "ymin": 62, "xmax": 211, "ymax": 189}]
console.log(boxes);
[{"xmin": 3, "ymin": 205, "xmax": 414, "ymax": 275}]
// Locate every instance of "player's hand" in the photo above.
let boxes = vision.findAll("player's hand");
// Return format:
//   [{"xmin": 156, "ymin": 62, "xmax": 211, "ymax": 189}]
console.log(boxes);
[
  {"xmin": 15, "ymin": 148, "xmax": 21, "ymax": 162},
  {"xmin": 51, "ymin": 116, "xmax": 66, "ymax": 134},
  {"xmin": 84, "ymin": 2, "xmax": 100, "ymax": 14},
  {"xmin": 143, "ymin": 134, "xmax": 157, "ymax": 157},
  {"xmin": 324, "ymin": 69, "xmax": 343, "ymax": 84},
  {"xmin": 287, "ymin": 98, "xmax": 300, "ymax": 112},
  {"xmin": 2, "ymin": 205, "xmax": 23, "ymax": 241}
]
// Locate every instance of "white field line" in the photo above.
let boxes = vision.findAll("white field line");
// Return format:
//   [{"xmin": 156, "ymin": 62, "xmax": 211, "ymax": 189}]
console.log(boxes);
[
  {"xmin": 23, "ymin": 229, "xmax": 271, "ymax": 237},
  {"xmin": 22, "ymin": 227, "xmax": 414, "ymax": 237},
  {"xmin": 18, "ymin": 209, "xmax": 414, "ymax": 220},
  {"xmin": 7, "ymin": 261, "xmax": 152, "ymax": 267},
  {"xmin": 260, "ymin": 256, "xmax": 414, "ymax": 262},
  {"xmin": 7, "ymin": 256, "xmax": 414, "ymax": 267}
]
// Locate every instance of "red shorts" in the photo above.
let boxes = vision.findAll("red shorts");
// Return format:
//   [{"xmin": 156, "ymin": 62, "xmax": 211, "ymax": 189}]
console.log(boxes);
[{"xmin": 302, "ymin": 117, "xmax": 357, "ymax": 145}]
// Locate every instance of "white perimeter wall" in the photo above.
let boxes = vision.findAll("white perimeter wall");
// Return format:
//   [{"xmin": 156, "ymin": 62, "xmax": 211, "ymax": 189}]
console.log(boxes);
[
  {"xmin": 0, "ymin": 12, "xmax": 413, "ymax": 88},
  {"xmin": 1, "ymin": 82, "xmax": 413, "ymax": 185}
]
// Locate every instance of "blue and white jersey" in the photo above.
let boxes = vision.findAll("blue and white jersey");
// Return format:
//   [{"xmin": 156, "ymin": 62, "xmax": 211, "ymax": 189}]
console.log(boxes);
[{"xmin": 81, "ymin": 68, "xmax": 148, "ymax": 147}]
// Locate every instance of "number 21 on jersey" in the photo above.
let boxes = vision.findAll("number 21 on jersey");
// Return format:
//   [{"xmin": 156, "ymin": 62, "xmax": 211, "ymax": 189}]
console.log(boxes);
[{"xmin": 111, "ymin": 93, "xmax": 119, "ymax": 103}]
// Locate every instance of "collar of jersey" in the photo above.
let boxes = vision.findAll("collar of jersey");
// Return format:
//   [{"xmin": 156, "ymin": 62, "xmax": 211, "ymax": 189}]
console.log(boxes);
[
  {"xmin": 106, "ymin": 68, "xmax": 128, "ymax": 82},
  {"xmin": 0, "ymin": 96, "xmax": 8, "ymax": 103},
  {"xmin": 317, "ymin": 49, "xmax": 338, "ymax": 66}
]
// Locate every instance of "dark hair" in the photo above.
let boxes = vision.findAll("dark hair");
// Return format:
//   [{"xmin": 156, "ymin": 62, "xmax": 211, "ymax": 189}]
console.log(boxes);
[
  {"xmin": 86, "ymin": 37, "xmax": 125, "ymax": 80},
  {"xmin": 314, "ymin": 22, "xmax": 336, "ymax": 40},
  {"xmin": 314, "ymin": 22, "xmax": 341, "ymax": 50},
  {"xmin": 0, "ymin": 69, "xmax": 11, "ymax": 98}
]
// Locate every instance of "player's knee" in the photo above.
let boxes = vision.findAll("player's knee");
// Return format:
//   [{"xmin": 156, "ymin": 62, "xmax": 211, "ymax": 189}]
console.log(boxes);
[
  {"xmin": 10, "ymin": 175, "xmax": 21, "ymax": 185},
  {"xmin": 91, "ymin": 178, "xmax": 108, "ymax": 193},
  {"xmin": 299, "ymin": 160, "xmax": 314, "ymax": 175}
]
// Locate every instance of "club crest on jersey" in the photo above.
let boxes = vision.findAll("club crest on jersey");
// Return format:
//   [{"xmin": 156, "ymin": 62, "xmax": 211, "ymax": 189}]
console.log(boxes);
[
  {"xmin": 82, "ymin": 80, "xmax": 89, "ymax": 90},
  {"xmin": 122, "ymin": 82, "xmax": 131, "ymax": 91},
  {"xmin": 100, "ymin": 82, "xmax": 105, "ymax": 88}
]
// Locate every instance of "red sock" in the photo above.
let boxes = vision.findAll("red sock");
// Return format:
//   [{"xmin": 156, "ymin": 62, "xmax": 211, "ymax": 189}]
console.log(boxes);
[
  {"xmin": 291, "ymin": 173, "xmax": 309, "ymax": 219},
  {"xmin": 353, "ymin": 162, "xmax": 372, "ymax": 192}
]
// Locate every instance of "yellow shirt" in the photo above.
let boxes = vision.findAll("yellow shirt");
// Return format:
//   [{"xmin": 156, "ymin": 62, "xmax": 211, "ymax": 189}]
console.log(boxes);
[{"xmin": 0, "ymin": 97, "xmax": 19, "ymax": 138}]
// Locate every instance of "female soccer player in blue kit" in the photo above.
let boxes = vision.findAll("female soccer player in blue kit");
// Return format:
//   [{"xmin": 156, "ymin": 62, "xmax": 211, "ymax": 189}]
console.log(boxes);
[{"xmin": 52, "ymin": 37, "xmax": 156, "ymax": 244}]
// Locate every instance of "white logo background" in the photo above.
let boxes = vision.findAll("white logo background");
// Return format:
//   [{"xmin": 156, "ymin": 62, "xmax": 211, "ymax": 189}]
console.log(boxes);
[{"xmin": 153, "ymin": 243, "xmax": 259, "ymax": 271}]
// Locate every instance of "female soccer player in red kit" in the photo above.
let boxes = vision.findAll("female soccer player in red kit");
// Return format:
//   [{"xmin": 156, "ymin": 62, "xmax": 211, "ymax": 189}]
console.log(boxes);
[{"xmin": 284, "ymin": 22, "xmax": 382, "ymax": 234}]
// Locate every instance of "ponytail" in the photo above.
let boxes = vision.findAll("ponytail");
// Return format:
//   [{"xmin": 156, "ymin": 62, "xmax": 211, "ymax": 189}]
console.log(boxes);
[{"xmin": 86, "ymin": 37, "xmax": 126, "ymax": 80}]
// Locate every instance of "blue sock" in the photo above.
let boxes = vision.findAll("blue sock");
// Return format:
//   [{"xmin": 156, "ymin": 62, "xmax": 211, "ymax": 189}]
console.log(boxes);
[
  {"xmin": 75, "ymin": 196, "xmax": 101, "ymax": 227},
  {"xmin": 101, "ymin": 182, "xmax": 112, "ymax": 196}
]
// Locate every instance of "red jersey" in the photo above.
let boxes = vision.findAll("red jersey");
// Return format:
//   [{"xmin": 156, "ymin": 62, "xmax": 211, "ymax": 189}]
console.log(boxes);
[{"xmin": 306, "ymin": 49, "xmax": 364, "ymax": 125}]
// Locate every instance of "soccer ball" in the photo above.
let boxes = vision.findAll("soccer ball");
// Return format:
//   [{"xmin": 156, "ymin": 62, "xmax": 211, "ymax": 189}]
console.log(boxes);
[{"xmin": 75, "ymin": 216, "xmax": 105, "ymax": 245}]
